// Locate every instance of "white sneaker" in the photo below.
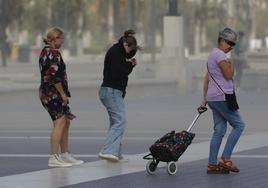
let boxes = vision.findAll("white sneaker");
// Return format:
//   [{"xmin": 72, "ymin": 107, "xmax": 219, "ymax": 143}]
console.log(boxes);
[
  {"xmin": 61, "ymin": 152, "xmax": 84, "ymax": 165},
  {"xmin": 98, "ymin": 152, "xmax": 119, "ymax": 162},
  {"xmin": 48, "ymin": 154, "xmax": 72, "ymax": 167}
]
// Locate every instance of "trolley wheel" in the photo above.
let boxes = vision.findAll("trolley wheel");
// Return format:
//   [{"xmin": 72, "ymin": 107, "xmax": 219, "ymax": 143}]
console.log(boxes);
[
  {"xmin": 146, "ymin": 160, "xmax": 157, "ymax": 175},
  {"xmin": 167, "ymin": 161, "xmax": 177, "ymax": 175}
]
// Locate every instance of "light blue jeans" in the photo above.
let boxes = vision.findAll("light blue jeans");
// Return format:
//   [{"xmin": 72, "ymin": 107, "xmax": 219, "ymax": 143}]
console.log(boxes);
[
  {"xmin": 208, "ymin": 101, "xmax": 245, "ymax": 165},
  {"xmin": 99, "ymin": 87, "xmax": 126, "ymax": 157}
]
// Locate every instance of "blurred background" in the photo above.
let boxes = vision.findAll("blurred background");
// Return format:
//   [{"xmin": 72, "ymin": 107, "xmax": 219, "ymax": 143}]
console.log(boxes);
[{"xmin": 1, "ymin": 0, "xmax": 268, "ymax": 92}]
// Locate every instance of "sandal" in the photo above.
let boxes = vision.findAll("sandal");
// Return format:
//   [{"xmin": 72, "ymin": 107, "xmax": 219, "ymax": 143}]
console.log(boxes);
[
  {"xmin": 207, "ymin": 164, "xmax": 230, "ymax": 174},
  {"xmin": 219, "ymin": 158, "xmax": 240, "ymax": 173}
]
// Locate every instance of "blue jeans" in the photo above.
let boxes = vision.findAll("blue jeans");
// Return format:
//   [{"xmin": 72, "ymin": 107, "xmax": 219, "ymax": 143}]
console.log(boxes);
[
  {"xmin": 99, "ymin": 87, "xmax": 126, "ymax": 157},
  {"xmin": 208, "ymin": 101, "xmax": 245, "ymax": 165}
]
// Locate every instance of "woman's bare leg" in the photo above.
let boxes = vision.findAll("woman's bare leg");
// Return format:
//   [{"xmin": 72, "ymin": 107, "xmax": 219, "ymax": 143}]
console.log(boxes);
[
  {"xmin": 60, "ymin": 119, "xmax": 70, "ymax": 153},
  {"xmin": 50, "ymin": 116, "xmax": 67, "ymax": 155}
]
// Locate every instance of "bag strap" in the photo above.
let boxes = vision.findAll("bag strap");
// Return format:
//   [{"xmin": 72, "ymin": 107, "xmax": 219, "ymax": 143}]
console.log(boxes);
[{"xmin": 206, "ymin": 63, "xmax": 225, "ymax": 94}]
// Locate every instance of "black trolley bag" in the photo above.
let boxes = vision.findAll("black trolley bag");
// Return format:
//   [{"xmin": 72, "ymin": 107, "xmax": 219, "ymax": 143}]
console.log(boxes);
[{"xmin": 143, "ymin": 106, "xmax": 207, "ymax": 175}]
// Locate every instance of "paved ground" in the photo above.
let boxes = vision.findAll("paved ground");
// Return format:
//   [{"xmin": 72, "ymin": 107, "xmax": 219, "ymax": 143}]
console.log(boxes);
[{"xmin": 0, "ymin": 86, "xmax": 268, "ymax": 188}]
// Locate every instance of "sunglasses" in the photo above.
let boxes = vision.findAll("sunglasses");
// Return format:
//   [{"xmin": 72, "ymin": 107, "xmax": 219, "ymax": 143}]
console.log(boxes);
[{"xmin": 224, "ymin": 39, "xmax": 235, "ymax": 47}]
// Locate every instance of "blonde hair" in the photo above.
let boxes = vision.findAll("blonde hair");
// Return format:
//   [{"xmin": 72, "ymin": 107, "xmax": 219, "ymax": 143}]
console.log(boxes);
[{"xmin": 43, "ymin": 27, "xmax": 64, "ymax": 45}]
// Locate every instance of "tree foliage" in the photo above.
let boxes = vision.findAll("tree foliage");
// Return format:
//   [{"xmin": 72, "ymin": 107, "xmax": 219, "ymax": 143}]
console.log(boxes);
[{"xmin": 2, "ymin": 0, "xmax": 268, "ymax": 55}]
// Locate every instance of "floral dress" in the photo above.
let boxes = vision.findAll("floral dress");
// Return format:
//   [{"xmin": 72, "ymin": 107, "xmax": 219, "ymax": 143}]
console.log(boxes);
[{"xmin": 39, "ymin": 46, "xmax": 75, "ymax": 121}]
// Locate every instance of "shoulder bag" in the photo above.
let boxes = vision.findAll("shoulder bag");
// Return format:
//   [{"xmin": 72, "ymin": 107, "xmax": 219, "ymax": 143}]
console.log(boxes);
[{"xmin": 207, "ymin": 63, "xmax": 239, "ymax": 111}]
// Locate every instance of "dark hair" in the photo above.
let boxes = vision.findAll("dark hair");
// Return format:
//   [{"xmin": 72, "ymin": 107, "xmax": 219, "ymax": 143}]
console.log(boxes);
[
  {"xmin": 123, "ymin": 35, "xmax": 137, "ymax": 49},
  {"xmin": 124, "ymin": 29, "xmax": 136, "ymax": 37},
  {"xmin": 122, "ymin": 29, "xmax": 142, "ymax": 52}
]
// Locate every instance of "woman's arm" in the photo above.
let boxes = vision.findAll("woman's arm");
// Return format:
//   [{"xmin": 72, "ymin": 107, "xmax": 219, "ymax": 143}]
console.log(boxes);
[
  {"xmin": 218, "ymin": 59, "xmax": 234, "ymax": 80},
  {"xmin": 55, "ymin": 83, "xmax": 69, "ymax": 105},
  {"xmin": 47, "ymin": 49, "xmax": 69, "ymax": 105},
  {"xmin": 201, "ymin": 72, "xmax": 209, "ymax": 106}
]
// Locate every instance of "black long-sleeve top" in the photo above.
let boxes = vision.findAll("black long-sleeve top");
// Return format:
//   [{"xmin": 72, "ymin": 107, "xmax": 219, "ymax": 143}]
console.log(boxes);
[{"xmin": 101, "ymin": 41, "xmax": 135, "ymax": 95}]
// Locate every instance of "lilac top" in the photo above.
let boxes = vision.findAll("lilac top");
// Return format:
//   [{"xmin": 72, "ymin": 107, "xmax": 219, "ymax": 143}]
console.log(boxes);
[{"xmin": 206, "ymin": 48, "xmax": 234, "ymax": 101}]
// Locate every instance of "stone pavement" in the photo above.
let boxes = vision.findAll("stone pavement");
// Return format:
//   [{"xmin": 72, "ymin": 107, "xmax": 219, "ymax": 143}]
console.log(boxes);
[{"xmin": 0, "ymin": 127, "xmax": 267, "ymax": 188}]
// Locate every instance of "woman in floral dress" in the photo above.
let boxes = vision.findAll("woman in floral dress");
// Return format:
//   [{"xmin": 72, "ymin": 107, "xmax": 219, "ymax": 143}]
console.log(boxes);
[{"xmin": 39, "ymin": 27, "xmax": 83, "ymax": 167}]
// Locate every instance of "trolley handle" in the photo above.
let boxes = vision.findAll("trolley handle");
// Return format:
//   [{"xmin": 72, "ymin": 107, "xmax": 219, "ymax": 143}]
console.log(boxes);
[
  {"xmin": 197, "ymin": 106, "xmax": 207, "ymax": 114},
  {"xmin": 186, "ymin": 106, "xmax": 207, "ymax": 132}
]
